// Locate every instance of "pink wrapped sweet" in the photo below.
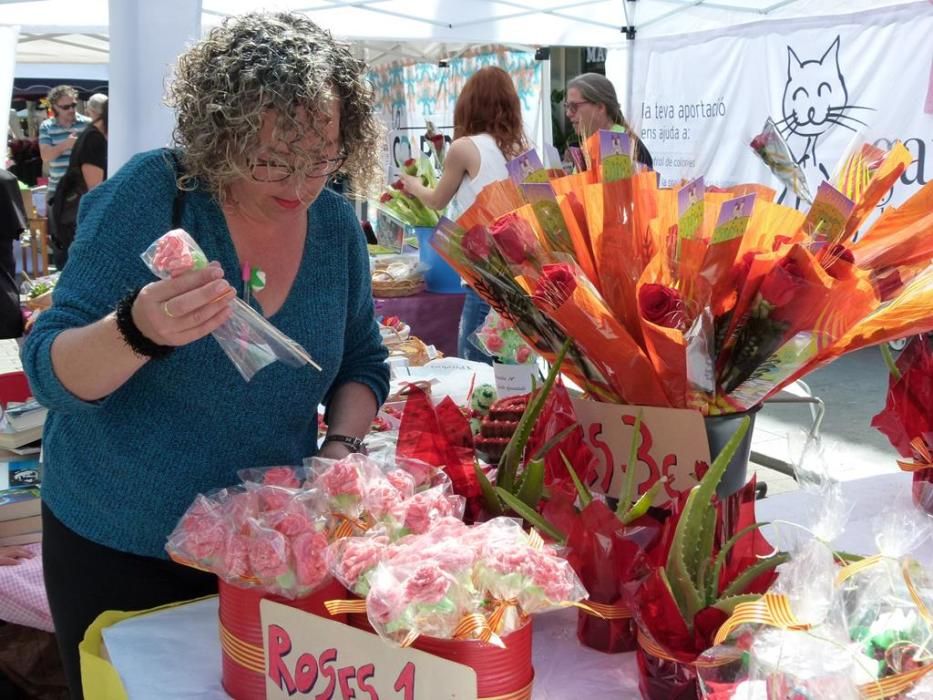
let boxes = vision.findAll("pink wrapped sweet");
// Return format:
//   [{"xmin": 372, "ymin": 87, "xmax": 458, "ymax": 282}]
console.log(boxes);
[
  {"xmin": 315, "ymin": 459, "xmax": 365, "ymax": 502},
  {"xmin": 270, "ymin": 510, "xmax": 316, "ymax": 538},
  {"xmin": 255, "ymin": 484, "xmax": 294, "ymax": 513},
  {"xmin": 223, "ymin": 533, "xmax": 251, "ymax": 579},
  {"xmin": 248, "ymin": 524, "xmax": 291, "ymax": 582},
  {"xmin": 385, "ymin": 469, "xmax": 416, "ymax": 499},
  {"xmin": 391, "ymin": 488, "xmax": 465, "ymax": 536},
  {"xmin": 404, "ymin": 564, "xmax": 452, "ymax": 605},
  {"xmin": 262, "ymin": 467, "xmax": 302, "ymax": 489},
  {"xmin": 178, "ymin": 495, "xmax": 227, "ymax": 562},
  {"xmin": 293, "ymin": 530, "xmax": 329, "ymax": 591},
  {"xmin": 149, "ymin": 229, "xmax": 207, "ymax": 276},
  {"xmin": 326, "ymin": 535, "xmax": 389, "ymax": 595}
]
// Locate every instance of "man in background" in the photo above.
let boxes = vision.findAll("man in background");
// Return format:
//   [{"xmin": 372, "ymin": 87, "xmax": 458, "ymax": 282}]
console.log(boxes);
[{"xmin": 38, "ymin": 86, "xmax": 90, "ymax": 260}]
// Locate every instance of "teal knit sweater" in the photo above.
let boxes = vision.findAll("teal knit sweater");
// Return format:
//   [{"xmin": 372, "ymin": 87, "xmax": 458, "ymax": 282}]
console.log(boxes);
[{"xmin": 23, "ymin": 150, "xmax": 389, "ymax": 558}]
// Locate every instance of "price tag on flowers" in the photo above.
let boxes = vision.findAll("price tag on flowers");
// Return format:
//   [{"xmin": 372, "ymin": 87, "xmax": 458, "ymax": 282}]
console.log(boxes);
[{"xmin": 261, "ymin": 600, "xmax": 477, "ymax": 699}]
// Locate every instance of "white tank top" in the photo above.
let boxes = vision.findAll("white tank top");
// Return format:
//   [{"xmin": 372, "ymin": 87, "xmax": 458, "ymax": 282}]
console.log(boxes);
[{"xmin": 449, "ymin": 133, "xmax": 509, "ymax": 218}]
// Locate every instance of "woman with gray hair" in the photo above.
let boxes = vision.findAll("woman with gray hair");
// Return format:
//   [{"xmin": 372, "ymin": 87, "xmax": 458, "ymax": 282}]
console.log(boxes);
[
  {"xmin": 86, "ymin": 92, "xmax": 108, "ymax": 121},
  {"xmin": 565, "ymin": 72, "xmax": 653, "ymax": 169},
  {"xmin": 23, "ymin": 13, "xmax": 388, "ymax": 696}
]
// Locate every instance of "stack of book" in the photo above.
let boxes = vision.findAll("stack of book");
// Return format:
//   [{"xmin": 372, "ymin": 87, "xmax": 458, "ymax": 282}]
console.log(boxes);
[
  {"xmin": 0, "ymin": 338, "xmax": 45, "ymax": 450},
  {"xmin": 0, "ymin": 455, "xmax": 41, "ymax": 545}
]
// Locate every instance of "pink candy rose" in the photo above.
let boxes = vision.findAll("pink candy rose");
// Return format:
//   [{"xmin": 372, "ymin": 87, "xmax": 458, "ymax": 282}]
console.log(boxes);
[
  {"xmin": 152, "ymin": 231, "xmax": 196, "ymax": 275},
  {"xmin": 248, "ymin": 529, "xmax": 291, "ymax": 580},
  {"xmin": 404, "ymin": 565, "xmax": 451, "ymax": 605},
  {"xmin": 293, "ymin": 531, "xmax": 329, "ymax": 589},
  {"xmin": 263, "ymin": 467, "xmax": 302, "ymax": 489},
  {"xmin": 316, "ymin": 460, "xmax": 364, "ymax": 499}
]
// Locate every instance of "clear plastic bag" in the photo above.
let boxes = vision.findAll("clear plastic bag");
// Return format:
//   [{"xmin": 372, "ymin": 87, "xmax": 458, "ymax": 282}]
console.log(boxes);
[{"xmin": 141, "ymin": 229, "xmax": 320, "ymax": 381}]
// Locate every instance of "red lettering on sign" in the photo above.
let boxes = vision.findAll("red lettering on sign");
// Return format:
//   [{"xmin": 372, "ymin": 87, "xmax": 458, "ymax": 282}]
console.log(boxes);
[
  {"xmin": 661, "ymin": 454, "xmax": 680, "ymax": 499},
  {"xmin": 267, "ymin": 624, "xmax": 297, "ymax": 694},
  {"xmin": 337, "ymin": 664, "xmax": 358, "ymax": 699},
  {"xmin": 315, "ymin": 648, "xmax": 338, "ymax": 700},
  {"xmin": 621, "ymin": 415, "xmax": 660, "ymax": 495},
  {"xmin": 295, "ymin": 653, "xmax": 319, "ymax": 694},
  {"xmin": 355, "ymin": 664, "xmax": 378, "ymax": 700},
  {"xmin": 587, "ymin": 422, "xmax": 614, "ymax": 493},
  {"xmin": 393, "ymin": 661, "xmax": 415, "ymax": 700}
]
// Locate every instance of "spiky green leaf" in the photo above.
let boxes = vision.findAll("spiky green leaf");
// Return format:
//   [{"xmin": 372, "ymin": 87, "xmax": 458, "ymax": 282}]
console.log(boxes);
[
  {"xmin": 560, "ymin": 450, "xmax": 592, "ymax": 507},
  {"xmin": 496, "ymin": 487, "xmax": 566, "ymax": 544},
  {"xmin": 530, "ymin": 422, "xmax": 579, "ymax": 462},
  {"xmin": 619, "ymin": 477, "xmax": 667, "ymax": 525},
  {"xmin": 708, "ymin": 522, "xmax": 771, "ymax": 602},
  {"xmin": 474, "ymin": 461, "xmax": 502, "ymax": 516},
  {"xmin": 720, "ymin": 552, "xmax": 790, "ymax": 600},
  {"xmin": 497, "ymin": 340, "xmax": 570, "ymax": 491},
  {"xmin": 516, "ymin": 459, "xmax": 545, "ymax": 508},
  {"xmin": 695, "ymin": 507, "xmax": 717, "ymax": 605},
  {"xmin": 712, "ymin": 593, "xmax": 761, "ymax": 616},
  {"xmin": 615, "ymin": 411, "xmax": 643, "ymax": 516}
]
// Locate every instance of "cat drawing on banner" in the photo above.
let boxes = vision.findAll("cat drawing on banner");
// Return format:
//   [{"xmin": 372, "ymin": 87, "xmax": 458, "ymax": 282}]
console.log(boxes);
[{"xmin": 776, "ymin": 36, "xmax": 872, "ymax": 207}]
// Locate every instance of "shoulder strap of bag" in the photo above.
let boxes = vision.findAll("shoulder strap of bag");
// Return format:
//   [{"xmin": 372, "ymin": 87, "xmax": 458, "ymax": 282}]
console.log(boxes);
[{"xmin": 164, "ymin": 148, "xmax": 188, "ymax": 229}]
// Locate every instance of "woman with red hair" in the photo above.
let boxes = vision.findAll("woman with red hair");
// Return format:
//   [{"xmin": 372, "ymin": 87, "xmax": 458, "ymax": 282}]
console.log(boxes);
[{"xmin": 401, "ymin": 66, "xmax": 528, "ymax": 363}]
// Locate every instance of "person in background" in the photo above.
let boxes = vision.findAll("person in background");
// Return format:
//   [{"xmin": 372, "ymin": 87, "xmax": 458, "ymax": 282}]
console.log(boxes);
[
  {"xmin": 565, "ymin": 72, "xmax": 653, "ymax": 169},
  {"xmin": 23, "ymin": 13, "xmax": 388, "ymax": 697},
  {"xmin": 86, "ymin": 93, "xmax": 108, "ymax": 122},
  {"xmin": 38, "ymin": 85, "xmax": 91, "ymax": 259},
  {"xmin": 400, "ymin": 66, "xmax": 528, "ymax": 363},
  {"xmin": 50, "ymin": 98, "xmax": 109, "ymax": 269}
]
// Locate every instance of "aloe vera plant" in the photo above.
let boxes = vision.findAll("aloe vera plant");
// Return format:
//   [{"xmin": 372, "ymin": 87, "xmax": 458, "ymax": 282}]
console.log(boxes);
[{"xmin": 661, "ymin": 416, "xmax": 789, "ymax": 627}]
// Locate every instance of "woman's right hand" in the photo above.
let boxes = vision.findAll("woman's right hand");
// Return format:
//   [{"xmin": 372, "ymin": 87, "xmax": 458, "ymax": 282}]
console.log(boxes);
[{"xmin": 132, "ymin": 261, "xmax": 236, "ymax": 347}]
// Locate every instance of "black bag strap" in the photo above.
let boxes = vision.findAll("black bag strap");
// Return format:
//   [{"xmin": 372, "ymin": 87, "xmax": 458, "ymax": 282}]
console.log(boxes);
[{"xmin": 164, "ymin": 149, "xmax": 188, "ymax": 229}]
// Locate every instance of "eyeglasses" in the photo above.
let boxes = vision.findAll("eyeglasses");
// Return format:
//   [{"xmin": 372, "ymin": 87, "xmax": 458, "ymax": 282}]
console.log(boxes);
[
  {"xmin": 56, "ymin": 103, "xmax": 77, "ymax": 111},
  {"xmin": 563, "ymin": 100, "xmax": 592, "ymax": 115},
  {"xmin": 248, "ymin": 153, "xmax": 348, "ymax": 182}
]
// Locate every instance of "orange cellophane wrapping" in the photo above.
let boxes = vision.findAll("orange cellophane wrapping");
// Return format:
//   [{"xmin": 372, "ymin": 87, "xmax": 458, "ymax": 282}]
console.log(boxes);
[
  {"xmin": 635, "ymin": 257, "xmax": 690, "ymax": 407},
  {"xmin": 531, "ymin": 266, "xmax": 670, "ymax": 407},
  {"xmin": 737, "ymin": 200, "xmax": 806, "ymax": 259},
  {"xmin": 456, "ymin": 179, "xmax": 525, "ymax": 231},
  {"xmin": 851, "ymin": 180, "xmax": 933, "ymax": 272},
  {"xmin": 584, "ymin": 177, "xmax": 645, "ymax": 343},
  {"xmin": 842, "ymin": 141, "xmax": 913, "ymax": 240},
  {"xmin": 551, "ymin": 170, "xmax": 596, "ymax": 196},
  {"xmin": 710, "ymin": 183, "xmax": 777, "ymax": 202},
  {"xmin": 557, "ymin": 193, "xmax": 599, "ymax": 286},
  {"xmin": 717, "ymin": 251, "xmax": 782, "ymax": 357},
  {"xmin": 776, "ymin": 267, "xmax": 933, "ymax": 394}
]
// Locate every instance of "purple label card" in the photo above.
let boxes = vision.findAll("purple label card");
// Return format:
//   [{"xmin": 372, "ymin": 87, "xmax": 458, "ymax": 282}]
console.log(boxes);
[
  {"xmin": 506, "ymin": 149, "xmax": 547, "ymax": 186},
  {"xmin": 802, "ymin": 181, "xmax": 856, "ymax": 246},
  {"xmin": 599, "ymin": 130, "xmax": 634, "ymax": 183},
  {"xmin": 712, "ymin": 193, "xmax": 756, "ymax": 243},
  {"xmin": 677, "ymin": 177, "xmax": 705, "ymax": 241}
]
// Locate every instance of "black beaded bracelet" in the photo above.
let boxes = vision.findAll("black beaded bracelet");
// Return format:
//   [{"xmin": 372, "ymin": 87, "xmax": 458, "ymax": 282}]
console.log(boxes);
[{"xmin": 115, "ymin": 288, "xmax": 175, "ymax": 360}]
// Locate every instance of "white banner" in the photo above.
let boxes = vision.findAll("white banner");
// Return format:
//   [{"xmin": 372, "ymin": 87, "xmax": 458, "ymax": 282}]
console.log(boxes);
[
  {"xmin": 631, "ymin": 3, "xmax": 933, "ymax": 211},
  {"xmin": 368, "ymin": 50, "xmax": 545, "ymax": 182}
]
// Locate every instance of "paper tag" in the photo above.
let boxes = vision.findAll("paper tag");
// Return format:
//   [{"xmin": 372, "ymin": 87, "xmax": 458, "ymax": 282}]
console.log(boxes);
[
  {"xmin": 570, "ymin": 399, "xmax": 711, "ymax": 504},
  {"xmin": 262, "ymin": 600, "xmax": 477, "ymax": 699},
  {"xmin": 493, "ymin": 362, "xmax": 537, "ymax": 398}
]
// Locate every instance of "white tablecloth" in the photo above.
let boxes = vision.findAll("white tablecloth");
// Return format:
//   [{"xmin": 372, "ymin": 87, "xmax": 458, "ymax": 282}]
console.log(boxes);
[{"xmin": 102, "ymin": 472, "xmax": 931, "ymax": 699}]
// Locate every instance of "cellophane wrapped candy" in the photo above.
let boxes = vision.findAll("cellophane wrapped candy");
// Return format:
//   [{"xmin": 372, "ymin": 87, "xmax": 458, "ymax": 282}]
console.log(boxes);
[{"xmin": 141, "ymin": 228, "xmax": 317, "ymax": 381}]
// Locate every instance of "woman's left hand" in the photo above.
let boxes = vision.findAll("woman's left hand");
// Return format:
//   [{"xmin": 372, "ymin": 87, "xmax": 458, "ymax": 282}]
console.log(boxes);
[{"xmin": 316, "ymin": 440, "xmax": 357, "ymax": 461}]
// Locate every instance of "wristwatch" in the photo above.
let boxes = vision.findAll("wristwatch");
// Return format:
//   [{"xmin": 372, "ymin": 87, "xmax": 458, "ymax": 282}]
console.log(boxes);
[{"xmin": 321, "ymin": 434, "xmax": 368, "ymax": 455}]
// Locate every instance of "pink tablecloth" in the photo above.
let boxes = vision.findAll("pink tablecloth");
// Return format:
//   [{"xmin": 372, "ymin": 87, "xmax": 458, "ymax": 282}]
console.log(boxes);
[
  {"xmin": 0, "ymin": 543, "xmax": 53, "ymax": 632},
  {"xmin": 374, "ymin": 290, "xmax": 465, "ymax": 358}
]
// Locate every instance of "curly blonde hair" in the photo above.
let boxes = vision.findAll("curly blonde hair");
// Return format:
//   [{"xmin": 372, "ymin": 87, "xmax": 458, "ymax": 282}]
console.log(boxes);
[{"xmin": 166, "ymin": 12, "xmax": 382, "ymax": 198}]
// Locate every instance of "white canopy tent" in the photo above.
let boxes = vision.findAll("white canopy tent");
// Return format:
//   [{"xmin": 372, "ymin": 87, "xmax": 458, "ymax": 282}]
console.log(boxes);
[{"xmin": 1, "ymin": 0, "xmax": 925, "ymax": 168}]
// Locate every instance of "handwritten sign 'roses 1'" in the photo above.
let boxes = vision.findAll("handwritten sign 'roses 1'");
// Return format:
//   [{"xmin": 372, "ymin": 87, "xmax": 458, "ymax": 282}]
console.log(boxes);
[
  {"xmin": 261, "ymin": 600, "xmax": 477, "ymax": 699},
  {"xmin": 570, "ymin": 399, "xmax": 712, "ymax": 505}
]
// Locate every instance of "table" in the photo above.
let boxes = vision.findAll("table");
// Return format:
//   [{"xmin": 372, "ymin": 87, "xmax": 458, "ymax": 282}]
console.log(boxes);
[
  {"xmin": 374, "ymin": 290, "xmax": 465, "ymax": 359},
  {"xmin": 0, "ymin": 543, "xmax": 53, "ymax": 632},
  {"xmin": 101, "ymin": 472, "xmax": 929, "ymax": 699}
]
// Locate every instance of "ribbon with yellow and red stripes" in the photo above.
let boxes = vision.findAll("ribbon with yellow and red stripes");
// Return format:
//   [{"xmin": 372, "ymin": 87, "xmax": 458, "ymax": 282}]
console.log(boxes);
[
  {"xmin": 324, "ymin": 598, "xmax": 367, "ymax": 616},
  {"xmin": 579, "ymin": 599, "xmax": 632, "ymax": 620},
  {"xmin": 219, "ymin": 623, "xmax": 265, "ymax": 673},
  {"xmin": 713, "ymin": 593, "xmax": 810, "ymax": 646}
]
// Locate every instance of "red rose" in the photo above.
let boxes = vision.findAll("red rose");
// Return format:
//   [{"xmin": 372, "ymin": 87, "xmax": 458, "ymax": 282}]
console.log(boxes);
[
  {"xmin": 391, "ymin": 179, "xmax": 405, "ymax": 191},
  {"xmin": 461, "ymin": 224, "xmax": 491, "ymax": 261},
  {"xmin": 379, "ymin": 192, "xmax": 393, "ymax": 203},
  {"xmin": 759, "ymin": 254, "xmax": 804, "ymax": 307},
  {"xmin": 402, "ymin": 158, "xmax": 418, "ymax": 176},
  {"xmin": 639, "ymin": 283, "xmax": 687, "ymax": 330},
  {"xmin": 532, "ymin": 263, "xmax": 577, "ymax": 309},
  {"xmin": 749, "ymin": 134, "xmax": 768, "ymax": 151},
  {"xmin": 820, "ymin": 243, "xmax": 855, "ymax": 280},
  {"xmin": 429, "ymin": 134, "xmax": 445, "ymax": 147},
  {"xmin": 490, "ymin": 213, "xmax": 537, "ymax": 264}
]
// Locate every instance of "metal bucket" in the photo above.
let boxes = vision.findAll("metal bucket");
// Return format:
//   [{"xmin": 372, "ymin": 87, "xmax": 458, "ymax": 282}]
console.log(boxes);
[{"xmin": 703, "ymin": 405, "xmax": 760, "ymax": 498}]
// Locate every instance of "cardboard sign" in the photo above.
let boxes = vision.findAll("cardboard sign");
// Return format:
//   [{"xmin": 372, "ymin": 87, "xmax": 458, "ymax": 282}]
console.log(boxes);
[
  {"xmin": 570, "ymin": 399, "xmax": 711, "ymax": 504},
  {"xmin": 493, "ymin": 362, "xmax": 537, "ymax": 398},
  {"xmin": 262, "ymin": 600, "xmax": 477, "ymax": 700}
]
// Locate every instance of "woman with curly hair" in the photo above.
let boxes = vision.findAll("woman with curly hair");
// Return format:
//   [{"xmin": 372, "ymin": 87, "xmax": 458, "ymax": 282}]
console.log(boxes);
[
  {"xmin": 401, "ymin": 65, "xmax": 528, "ymax": 363},
  {"xmin": 22, "ymin": 13, "xmax": 389, "ymax": 696}
]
